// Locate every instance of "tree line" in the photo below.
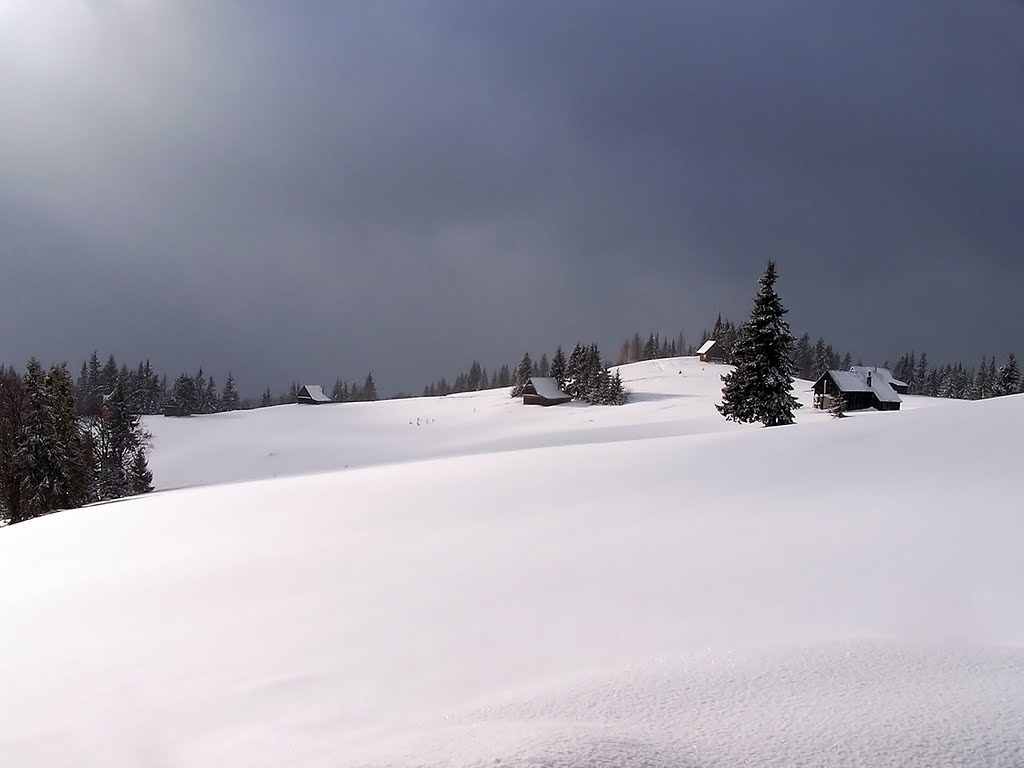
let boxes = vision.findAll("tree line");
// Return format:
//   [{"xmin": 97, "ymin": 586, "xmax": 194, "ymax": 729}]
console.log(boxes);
[
  {"xmin": 71, "ymin": 350, "xmax": 381, "ymax": 416},
  {"xmin": 1, "ymin": 359, "xmax": 152, "ymax": 526},
  {"xmin": 697, "ymin": 320, "xmax": 1021, "ymax": 402},
  {"xmin": 419, "ymin": 341, "xmax": 628, "ymax": 406}
]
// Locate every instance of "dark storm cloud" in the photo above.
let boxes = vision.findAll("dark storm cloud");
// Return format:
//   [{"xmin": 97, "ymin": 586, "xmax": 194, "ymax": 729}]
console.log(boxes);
[{"xmin": 1, "ymin": 1, "xmax": 1022, "ymax": 393}]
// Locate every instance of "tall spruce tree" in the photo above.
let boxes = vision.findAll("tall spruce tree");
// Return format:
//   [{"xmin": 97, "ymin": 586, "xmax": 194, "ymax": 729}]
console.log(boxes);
[
  {"xmin": 717, "ymin": 261, "xmax": 801, "ymax": 427},
  {"xmin": 171, "ymin": 373, "xmax": 197, "ymax": 414},
  {"xmin": 220, "ymin": 373, "xmax": 240, "ymax": 411},
  {"xmin": 0, "ymin": 366, "xmax": 27, "ymax": 524},
  {"xmin": 94, "ymin": 380, "xmax": 153, "ymax": 501},
  {"xmin": 563, "ymin": 344, "xmax": 586, "ymax": 399},
  {"xmin": 17, "ymin": 358, "xmax": 61, "ymax": 519},
  {"xmin": 793, "ymin": 333, "xmax": 812, "ymax": 380},
  {"xmin": 995, "ymin": 354, "xmax": 1020, "ymax": 397},
  {"xmin": 510, "ymin": 353, "xmax": 533, "ymax": 398},
  {"xmin": 550, "ymin": 346, "xmax": 567, "ymax": 389},
  {"xmin": 363, "ymin": 373, "xmax": 378, "ymax": 401}
]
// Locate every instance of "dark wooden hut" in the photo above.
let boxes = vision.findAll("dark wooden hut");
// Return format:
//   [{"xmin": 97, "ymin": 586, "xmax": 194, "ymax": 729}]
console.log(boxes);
[
  {"xmin": 522, "ymin": 377, "xmax": 571, "ymax": 406},
  {"xmin": 296, "ymin": 385, "xmax": 332, "ymax": 405},
  {"xmin": 162, "ymin": 397, "xmax": 190, "ymax": 417},
  {"xmin": 697, "ymin": 339, "xmax": 727, "ymax": 364},
  {"xmin": 813, "ymin": 369, "xmax": 902, "ymax": 412}
]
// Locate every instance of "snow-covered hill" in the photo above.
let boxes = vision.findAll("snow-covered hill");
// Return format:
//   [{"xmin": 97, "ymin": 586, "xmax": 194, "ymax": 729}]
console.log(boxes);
[
  {"xmin": 0, "ymin": 358, "xmax": 1018, "ymax": 767},
  {"xmin": 144, "ymin": 357, "xmax": 950, "ymax": 490}
]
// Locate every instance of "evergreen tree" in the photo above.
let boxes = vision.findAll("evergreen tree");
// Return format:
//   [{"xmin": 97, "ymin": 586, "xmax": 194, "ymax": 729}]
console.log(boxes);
[
  {"xmin": 811, "ymin": 337, "xmax": 830, "ymax": 380},
  {"xmin": 260, "ymin": 387, "xmax": 274, "ymax": 408},
  {"xmin": 538, "ymin": 353, "xmax": 550, "ymax": 378},
  {"xmin": 45, "ymin": 363, "xmax": 90, "ymax": 509},
  {"xmin": 550, "ymin": 346, "xmax": 567, "ymax": 389},
  {"xmin": 79, "ymin": 351, "xmax": 103, "ymax": 417},
  {"xmin": 17, "ymin": 361, "xmax": 88, "ymax": 518},
  {"xmin": 563, "ymin": 344, "xmax": 586, "ymax": 399},
  {"xmin": 220, "ymin": 373, "xmax": 240, "ymax": 411},
  {"xmin": 608, "ymin": 369, "xmax": 629, "ymax": 405},
  {"xmin": 827, "ymin": 392, "xmax": 847, "ymax": 419},
  {"xmin": 100, "ymin": 354, "xmax": 119, "ymax": 395},
  {"xmin": 0, "ymin": 366, "xmax": 27, "ymax": 524},
  {"xmin": 914, "ymin": 353, "xmax": 929, "ymax": 395},
  {"xmin": 363, "ymin": 373, "xmax": 378, "ymax": 401},
  {"xmin": 497, "ymin": 365, "xmax": 512, "ymax": 389},
  {"xmin": 717, "ymin": 261, "xmax": 801, "ymax": 427},
  {"xmin": 994, "ymin": 354, "xmax": 1020, "ymax": 397},
  {"xmin": 93, "ymin": 380, "xmax": 153, "ymax": 501},
  {"xmin": 643, "ymin": 334, "xmax": 658, "ymax": 361},
  {"xmin": 467, "ymin": 361, "xmax": 483, "ymax": 391},
  {"xmin": 793, "ymin": 333, "xmax": 812, "ymax": 380},
  {"xmin": 171, "ymin": 373, "xmax": 197, "ymax": 415},
  {"xmin": 202, "ymin": 376, "xmax": 218, "ymax": 414},
  {"xmin": 841, "ymin": 352, "xmax": 853, "ymax": 371},
  {"xmin": 17, "ymin": 358, "xmax": 62, "ymax": 518},
  {"xmin": 510, "ymin": 353, "xmax": 533, "ymax": 398},
  {"xmin": 331, "ymin": 379, "xmax": 346, "ymax": 402}
]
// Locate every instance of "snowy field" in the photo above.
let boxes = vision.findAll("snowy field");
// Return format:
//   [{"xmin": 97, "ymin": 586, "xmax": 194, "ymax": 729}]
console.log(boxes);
[{"xmin": 0, "ymin": 357, "xmax": 1020, "ymax": 767}]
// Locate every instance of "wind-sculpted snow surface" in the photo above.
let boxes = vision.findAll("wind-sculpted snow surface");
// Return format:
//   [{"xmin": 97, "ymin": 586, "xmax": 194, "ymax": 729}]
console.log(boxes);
[
  {"xmin": 346, "ymin": 645, "xmax": 1024, "ymax": 767},
  {"xmin": 0, "ymin": 359, "xmax": 1017, "ymax": 766}
]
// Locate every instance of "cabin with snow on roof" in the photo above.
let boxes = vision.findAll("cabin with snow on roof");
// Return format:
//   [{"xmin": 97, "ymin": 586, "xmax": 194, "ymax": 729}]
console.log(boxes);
[
  {"xmin": 521, "ymin": 377, "xmax": 571, "ymax": 406},
  {"xmin": 296, "ymin": 385, "xmax": 332, "ymax": 405},
  {"xmin": 813, "ymin": 369, "xmax": 902, "ymax": 412},
  {"xmin": 697, "ymin": 339, "xmax": 727, "ymax": 364}
]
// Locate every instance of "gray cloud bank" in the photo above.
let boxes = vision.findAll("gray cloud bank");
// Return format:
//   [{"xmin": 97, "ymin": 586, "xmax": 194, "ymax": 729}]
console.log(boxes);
[{"xmin": 2, "ymin": 1, "xmax": 1022, "ymax": 393}]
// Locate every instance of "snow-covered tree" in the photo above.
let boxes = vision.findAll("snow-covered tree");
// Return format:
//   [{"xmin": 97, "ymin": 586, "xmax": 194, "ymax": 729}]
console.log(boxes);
[
  {"xmin": 550, "ymin": 346, "xmax": 567, "ymax": 389},
  {"xmin": 171, "ymin": 373, "xmax": 197, "ymax": 415},
  {"xmin": 93, "ymin": 380, "xmax": 153, "ymax": 501},
  {"xmin": 792, "ymin": 333, "xmax": 812, "ymax": 380},
  {"xmin": 0, "ymin": 366, "xmax": 27, "ymax": 524},
  {"xmin": 827, "ymin": 392, "xmax": 847, "ymax": 419},
  {"xmin": 717, "ymin": 261, "xmax": 801, "ymax": 427},
  {"xmin": 810, "ymin": 337, "xmax": 830, "ymax": 380},
  {"xmin": 994, "ymin": 354, "xmax": 1020, "ymax": 397},
  {"xmin": 510, "ymin": 353, "xmax": 533, "ymax": 398},
  {"xmin": 363, "ymin": 372, "xmax": 378, "ymax": 401},
  {"xmin": 220, "ymin": 373, "xmax": 240, "ymax": 411},
  {"xmin": 17, "ymin": 360, "xmax": 89, "ymax": 518}
]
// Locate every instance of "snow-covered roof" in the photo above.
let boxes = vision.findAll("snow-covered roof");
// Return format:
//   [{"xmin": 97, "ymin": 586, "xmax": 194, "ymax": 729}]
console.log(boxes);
[
  {"xmin": 526, "ymin": 377, "xmax": 570, "ymax": 401},
  {"xmin": 827, "ymin": 370, "xmax": 872, "ymax": 393},
  {"xmin": 696, "ymin": 339, "xmax": 717, "ymax": 355},
  {"xmin": 298, "ymin": 385, "xmax": 332, "ymax": 403},
  {"xmin": 824, "ymin": 369, "xmax": 902, "ymax": 404},
  {"xmin": 850, "ymin": 366, "xmax": 908, "ymax": 389}
]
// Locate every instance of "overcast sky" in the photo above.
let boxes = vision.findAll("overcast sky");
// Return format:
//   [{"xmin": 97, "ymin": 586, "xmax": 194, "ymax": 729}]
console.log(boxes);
[{"xmin": 2, "ymin": 1, "xmax": 1022, "ymax": 395}]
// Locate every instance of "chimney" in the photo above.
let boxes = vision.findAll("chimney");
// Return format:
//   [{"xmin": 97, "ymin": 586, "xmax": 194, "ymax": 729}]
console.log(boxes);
[{"xmin": 866, "ymin": 371, "xmax": 873, "ymax": 387}]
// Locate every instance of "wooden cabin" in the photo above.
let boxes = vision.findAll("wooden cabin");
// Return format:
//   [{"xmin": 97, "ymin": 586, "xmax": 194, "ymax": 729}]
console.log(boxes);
[
  {"xmin": 697, "ymin": 339, "xmax": 727, "ymax": 364},
  {"xmin": 522, "ymin": 377, "xmax": 571, "ymax": 406},
  {"xmin": 162, "ymin": 397, "xmax": 190, "ymax": 417},
  {"xmin": 813, "ymin": 369, "xmax": 902, "ymax": 412},
  {"xmin": 296, "ymin": 385, "xmax": 332, "ymax": 405}
]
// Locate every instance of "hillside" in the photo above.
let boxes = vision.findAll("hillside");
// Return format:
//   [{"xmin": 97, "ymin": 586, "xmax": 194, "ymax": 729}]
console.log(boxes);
[
  {"xmin": 144, "ymin": 357, "xmax": 949, "ymax": 489},
  {"xmin": 0, "ymin": 359, "xmax": 1019, "ymax": 767}
]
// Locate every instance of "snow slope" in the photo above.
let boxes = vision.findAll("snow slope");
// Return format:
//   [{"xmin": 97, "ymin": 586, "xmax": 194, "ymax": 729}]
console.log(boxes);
[
  {"xmin": 0, "ymin": 359, "xmax": 1019, "ymax": 767},
  {"xmin": 144, "ymin": 357, "xmax": 949, "ymax": 490}
]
